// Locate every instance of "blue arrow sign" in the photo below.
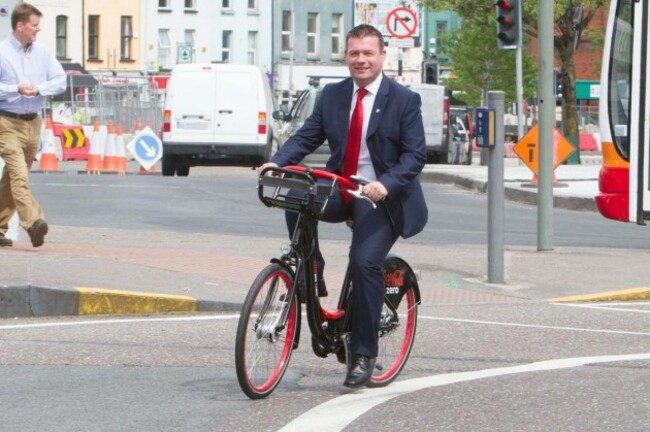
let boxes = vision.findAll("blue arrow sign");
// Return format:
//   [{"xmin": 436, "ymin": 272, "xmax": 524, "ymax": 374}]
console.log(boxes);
[{"xmin": 127, "ymin": 126, "xmax": 163, "ymax": 170}]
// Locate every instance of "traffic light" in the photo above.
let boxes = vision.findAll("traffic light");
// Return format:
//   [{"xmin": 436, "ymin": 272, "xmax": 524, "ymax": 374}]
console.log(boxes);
[
  {"xmin": 423, "ymin": 62, "xmax": 438, "ymax": 84},
  {"xmin": 496, "ymin": 0, "xmax": 521, "ymax": 50}
]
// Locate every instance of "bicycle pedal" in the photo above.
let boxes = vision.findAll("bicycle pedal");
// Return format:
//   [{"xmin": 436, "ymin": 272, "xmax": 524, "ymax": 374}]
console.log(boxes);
[{"xmin": 374, "ymin": 362, "xmax": 383, "ymax": 371}]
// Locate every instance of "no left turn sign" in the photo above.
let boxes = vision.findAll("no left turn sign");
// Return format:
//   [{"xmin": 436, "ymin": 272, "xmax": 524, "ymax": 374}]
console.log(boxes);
[{"xmin": 386, "ymin": 7, "xmax": 418, "ymax": 39}]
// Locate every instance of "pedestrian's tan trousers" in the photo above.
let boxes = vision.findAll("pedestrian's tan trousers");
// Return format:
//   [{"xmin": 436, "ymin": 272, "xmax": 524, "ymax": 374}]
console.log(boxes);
[{"xmin": 0, "ymin": 115, "xmax": 44, "ymax": 236}]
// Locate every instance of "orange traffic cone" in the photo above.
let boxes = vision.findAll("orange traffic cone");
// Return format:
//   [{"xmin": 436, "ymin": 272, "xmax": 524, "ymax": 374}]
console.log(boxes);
[
  {"xmin": 101, "ymin": 121, "xmax": 118, "ymax": 173},
  {"xmin": 114, "ymin": 122, "xmax": 128, "ymax": 174},
  {"xmin": 37, "ymin": 116, "xmax": 59, "ymax": 172},
  {"xmin": 84, "ymin": 118, "xmax": 103, "ymax": 174}
]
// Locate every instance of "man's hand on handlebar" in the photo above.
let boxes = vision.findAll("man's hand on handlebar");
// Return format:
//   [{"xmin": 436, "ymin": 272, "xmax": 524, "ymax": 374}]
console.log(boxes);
[
  {"xmin": 350, "ymin": 176, "xmax": 387, "ymax": 203},
  {"xmin": 362, "ymin": 181, "xmax": 388, "ymax": 203},
  {"xmin": 258, "ymin": 162, "xmax": 278, "ymax": 175}
]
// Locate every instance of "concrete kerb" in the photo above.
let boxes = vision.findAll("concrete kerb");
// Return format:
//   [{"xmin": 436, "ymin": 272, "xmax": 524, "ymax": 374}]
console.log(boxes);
[{"xmin": 0, "ymin": 285, "xmax": 239, "ymax": 318}]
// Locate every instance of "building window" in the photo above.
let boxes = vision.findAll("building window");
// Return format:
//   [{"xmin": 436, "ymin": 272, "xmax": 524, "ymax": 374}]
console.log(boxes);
[
  {"xmin": 331, "ymin": 13, "xmax": 343, "ymax": 58},
  {"xmin": 222, "ymin": 0, "xmax": 231, "ymax": 9},
  {"xmin": 247, "ymin": 0, "xmax": 257, "ymax": 10},
  {"xmin": 247, "ymin": 31, "xmax": 257, "ymax": 65},
  {"xmin": 158, "ymin": 0, "xmax": 170, "ymax": 8},
  {"xmin": 307, "ymin": 13, "xmax": 319, "ymax": 58},
  {"xmin": 120, "ymin": 16, "xmax": 133, "ymax": 60},
  {"xmin": 222, "ymin": 30, "xmax": 232, "ymax": 63},
  {"xmin": 184, "ymin": 29, "xmax": 195, "ymax": 46},
  {"xmin": 56, "ymin": 15, "xmax": 67, "ymax": 59},
  {"xmin": 88, "ymin": 15, "xmax": 99, "ymax": 59},
  {"xmin": 282, "ymin": 11, "xmax": 292, "ymax": 55},
  {"xmin": 185, "ymin": 0, "xmax": 195, "ymax": 9},
  {"xmin": 158, "ymin": 28, "xmax": 172, "ymax": 69}
]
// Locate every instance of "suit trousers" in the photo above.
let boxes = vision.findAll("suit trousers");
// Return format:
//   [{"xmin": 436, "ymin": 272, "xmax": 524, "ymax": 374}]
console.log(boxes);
[
  {"xmin": 0, "ymin": 115, "xmax": 44, "ymax": 236},
  {"xmin": 285, "ymin": 186, "xmax": 400, "ymax": 358}
]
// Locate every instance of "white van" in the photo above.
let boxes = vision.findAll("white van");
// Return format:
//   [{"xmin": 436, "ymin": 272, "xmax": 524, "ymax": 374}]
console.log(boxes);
[{"xmin": 161, "ymin": 63, "xmax": 277, "ymax": 176}]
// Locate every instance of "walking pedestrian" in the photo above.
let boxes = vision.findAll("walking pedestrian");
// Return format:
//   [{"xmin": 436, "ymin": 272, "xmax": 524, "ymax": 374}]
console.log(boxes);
[{"xmin": 0, "ymin": 3, "xmax": 66, "ymax": 248}]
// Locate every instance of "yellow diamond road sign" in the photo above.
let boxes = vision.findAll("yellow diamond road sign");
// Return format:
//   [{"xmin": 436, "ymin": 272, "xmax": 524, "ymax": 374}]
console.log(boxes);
[{"xmin": 513, "ymin": 124, "xmax": 575, "ymax": 176}]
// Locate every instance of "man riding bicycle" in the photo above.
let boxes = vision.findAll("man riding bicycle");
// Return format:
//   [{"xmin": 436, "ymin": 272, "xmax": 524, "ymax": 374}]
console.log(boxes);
[{"xmin": 260, "ymin": 24, "xmax": 428, "ymax": 388}]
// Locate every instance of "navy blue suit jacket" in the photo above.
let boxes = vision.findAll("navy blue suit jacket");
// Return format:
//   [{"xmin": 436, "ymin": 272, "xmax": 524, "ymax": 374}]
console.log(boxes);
[{"xmin": 272, "ymin": 75, "xmax": 428, "ymax": 238}]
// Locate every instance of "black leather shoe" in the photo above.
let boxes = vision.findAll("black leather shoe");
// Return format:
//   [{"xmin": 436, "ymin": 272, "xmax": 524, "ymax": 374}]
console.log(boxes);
[
  {"xmin": 28, "ymin": 219, "xmax": 48, "ymax": 248},
  {"xmin": 0, "ymin": 237, "xmax": 12, "ymax": 247},
  {"xmin": 343, "ymin": 355, "xmax": 376, "ymax": 388}
]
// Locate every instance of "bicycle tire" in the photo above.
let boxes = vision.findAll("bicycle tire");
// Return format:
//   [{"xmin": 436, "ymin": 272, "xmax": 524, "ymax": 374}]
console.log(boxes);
[
  {"xmin": 235, "ymin": 263, "xmax": 299, "ymax": 399},
  {"xmin": 368, "ymin": 256, "xmax": 419, "ymax": 387}
]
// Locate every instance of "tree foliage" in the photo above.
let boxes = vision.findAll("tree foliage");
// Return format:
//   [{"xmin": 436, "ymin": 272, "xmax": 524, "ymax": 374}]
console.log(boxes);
[
  {"xmin": 420, "ymin": 0, "xmax": 608, "ymax": 161},
  {"xmin": 441, "ymin": 13, "xmax": 537, "ymax": 107}
]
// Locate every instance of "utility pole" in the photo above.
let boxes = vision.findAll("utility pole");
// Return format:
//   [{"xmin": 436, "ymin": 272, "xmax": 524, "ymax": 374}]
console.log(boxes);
[{"xmin": 537, "ymin": 0, "xmax": 554, "ymax": 250}]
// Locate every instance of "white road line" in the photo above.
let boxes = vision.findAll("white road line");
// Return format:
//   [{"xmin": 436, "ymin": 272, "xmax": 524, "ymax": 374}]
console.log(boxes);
[
  {"xmin": 554, "ymin": 303, "xmax": 650, "ymax": 314},
  {"xmin": 0, "ymin": 314, "xmax": 240, "ymax": 331},
  {"xmin": 593, "ymin": 301, "xmax": 650, "ymax": 306},
  {"xmin": 279, "ymin": 352, "xmax": 650, "ymax": 432},
  {"xmin": 3, "ymin": 314, "xmax": 649, "ymax": 337},
  {"xmin": 420, "ymin": 315, "xmax": 650, "ymax": 336}
]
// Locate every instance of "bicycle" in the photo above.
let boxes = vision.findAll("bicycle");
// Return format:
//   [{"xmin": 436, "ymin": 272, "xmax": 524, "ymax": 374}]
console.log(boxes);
[{"xmin": 235, "ymin": 165, "xmax": 421, "ymax": 399}]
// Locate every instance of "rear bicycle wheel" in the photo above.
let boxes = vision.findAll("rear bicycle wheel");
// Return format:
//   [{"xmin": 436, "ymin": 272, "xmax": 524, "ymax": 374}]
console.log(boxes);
[
  {"xmin": 235, "ymin": 263, "xmax": 298, "ymax": 399},
  {"xmin": 368, "ymin": 257, "xmax": 419, "ymax": 387}
]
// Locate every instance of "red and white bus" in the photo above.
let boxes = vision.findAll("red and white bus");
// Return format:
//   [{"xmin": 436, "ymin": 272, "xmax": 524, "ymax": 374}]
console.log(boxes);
[{"xmin": 596, "ymin": 0, "xmax": 649, "ymax": 223}]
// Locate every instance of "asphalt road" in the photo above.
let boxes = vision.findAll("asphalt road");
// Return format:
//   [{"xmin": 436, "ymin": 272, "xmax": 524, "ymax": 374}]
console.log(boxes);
[
  {"xmin": 31, "ymin": 167, "xmax": 650, "ymax": 249},
  {"xmin": 1, "ymin": 167, "xmax": 648, "ymax": 430},
  {"xmin": 1, "ymin": 301, "xmax": 648, "ymax": 431}
]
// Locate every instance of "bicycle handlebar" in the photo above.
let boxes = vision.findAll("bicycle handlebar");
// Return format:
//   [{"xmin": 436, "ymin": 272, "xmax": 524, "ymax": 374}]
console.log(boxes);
[
  {"xmin": 258, "ymin": 165, "xmax": 377, "ymax": 211},
  {"xmin": 283, "ymin": 166, "xmax": 376, "ymax": 209},
  {"xmin": 283, "ymin": 165, "xmax": 354, "ymax": 190}
]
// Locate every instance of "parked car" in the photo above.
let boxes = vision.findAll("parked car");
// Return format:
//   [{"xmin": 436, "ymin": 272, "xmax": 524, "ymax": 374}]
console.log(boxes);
[
  {"xmin": 161, "ymin": 63, "xmax": 278, "ymax": 176},
  {"xmin": 272, "ymin": 76, "xmax": 343, "ymax": 167}
]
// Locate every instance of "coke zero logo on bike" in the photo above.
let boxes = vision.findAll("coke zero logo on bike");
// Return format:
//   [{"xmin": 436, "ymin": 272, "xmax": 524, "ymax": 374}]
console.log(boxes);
[{"xmin": 384, "ymin": 269, "xmax": 405, "ymax": 287}]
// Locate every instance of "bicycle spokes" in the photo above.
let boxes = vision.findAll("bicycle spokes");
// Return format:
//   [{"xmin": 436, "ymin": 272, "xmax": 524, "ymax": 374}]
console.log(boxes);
[{"xmin": 235, "ymin": 264, "xmax": 299, "ymax": 399}]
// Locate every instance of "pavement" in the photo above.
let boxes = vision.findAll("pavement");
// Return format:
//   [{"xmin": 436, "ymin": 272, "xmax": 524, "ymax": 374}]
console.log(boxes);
[{"xmin": 2, "ymin": 152, "xmax": 650, "ymax": 318}]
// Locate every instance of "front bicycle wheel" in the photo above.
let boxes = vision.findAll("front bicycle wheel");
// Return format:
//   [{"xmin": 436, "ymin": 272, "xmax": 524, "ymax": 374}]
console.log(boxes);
[
  {"xmin": 368, "ymin": 256, "xmax": 420, "ymax": 387},
  {"xmin": 235, "ymin": 263, "xmax": 298, "ymax": 399}
]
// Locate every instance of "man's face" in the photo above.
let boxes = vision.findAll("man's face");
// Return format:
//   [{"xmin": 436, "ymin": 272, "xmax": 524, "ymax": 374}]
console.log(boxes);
[
  {"xmin": 16, "ymin": 14, "xmax": 41, "ymax": 45},
  {"xmin": 345, "ymin": 36, "xmax": 386, "ymax": 88}
]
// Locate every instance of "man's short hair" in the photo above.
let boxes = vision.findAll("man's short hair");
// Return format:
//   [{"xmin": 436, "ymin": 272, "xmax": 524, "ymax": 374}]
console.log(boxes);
[
  {"xmin": 12, "ymin": 3, "xmax": 42, "ymax": 30},
  {"xmin": 346, "ymin": 24, "xmax": 385, "ymax": 51}
]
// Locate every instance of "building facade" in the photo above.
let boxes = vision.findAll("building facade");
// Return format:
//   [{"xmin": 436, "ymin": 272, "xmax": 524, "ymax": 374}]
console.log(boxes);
[
  {"xmin": 272, "ymin": 0, "xmax": 352, "ymax": 99},
  {"xmin": 83, "ymin": 0, "xmax": 142, "ymax": 73},
  {"xmin": 144, "ymin": 0, "xmax": 273, "ymax": 75}
]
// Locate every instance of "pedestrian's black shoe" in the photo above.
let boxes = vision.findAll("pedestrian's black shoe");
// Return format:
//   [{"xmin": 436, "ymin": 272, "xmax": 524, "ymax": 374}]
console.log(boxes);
[
  {"xmin": 0, "ymin": 236, "xmax": 12, "ymax": 247},
  {"xmin": 28, "ymin": 219, "xmax": 48, "ymax": 248},
  {"xmin": 343, "ymin": 355, "xmax": 376, "ymax": 388}
]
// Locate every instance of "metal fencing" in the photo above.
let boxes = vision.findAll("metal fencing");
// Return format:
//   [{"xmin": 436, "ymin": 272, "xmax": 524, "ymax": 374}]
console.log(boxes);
[{"xmin": 47, "ymin": 74, "xmax": 164, "ymax": 134}]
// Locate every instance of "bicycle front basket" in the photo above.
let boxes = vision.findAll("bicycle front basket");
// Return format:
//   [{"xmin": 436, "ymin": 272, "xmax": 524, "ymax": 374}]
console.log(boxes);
[{"xmin": 258, "ymin": 167, "xmax": 333, "ymax": 215}]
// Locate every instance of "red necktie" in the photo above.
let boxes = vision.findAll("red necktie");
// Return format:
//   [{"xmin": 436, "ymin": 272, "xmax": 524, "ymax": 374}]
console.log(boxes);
[{"xmin": 341, "ymin": 88, "xmax": 368, "ymax": 202}]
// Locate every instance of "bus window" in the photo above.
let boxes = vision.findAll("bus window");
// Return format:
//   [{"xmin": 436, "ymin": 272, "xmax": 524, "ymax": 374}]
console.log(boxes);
[{"xmin": 608, "ymin": 0, "xmax": 633, "ymax": 160}]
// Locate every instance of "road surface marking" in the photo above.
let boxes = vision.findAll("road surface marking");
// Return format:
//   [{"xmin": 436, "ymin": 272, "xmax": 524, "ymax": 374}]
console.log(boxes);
[
  {"xmin": 420, "ymin": 315, "xmax": 650, "ymax": 336},
  {"xmin": 279, "ymin": 352, "xmax": 650, "ymax": 432},
  {"xmin": 554, "ymin": 303, "xmax": 650, "ymax": 314},
  {"xmin": 0, "ymin": 314, "xmax": 240, "ymax": 330}
]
